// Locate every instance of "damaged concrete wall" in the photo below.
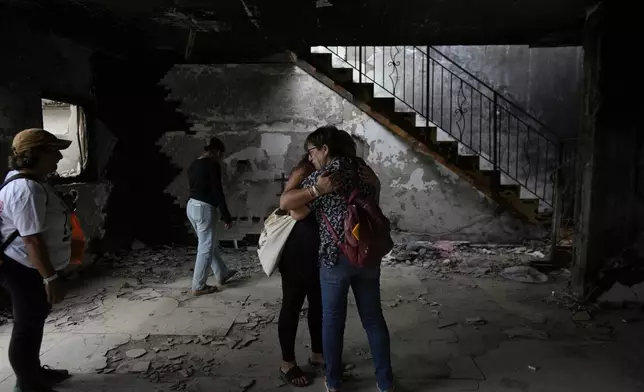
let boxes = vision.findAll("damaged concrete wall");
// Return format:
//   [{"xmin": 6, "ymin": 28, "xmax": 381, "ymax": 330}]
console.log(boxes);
[
  {"xmin": 160, "ymin": 64, "xmax": 542, "ymax": 242},
  {"xmin": 0, "ymin": 23, "xmax": 113, "ymax": 258}
]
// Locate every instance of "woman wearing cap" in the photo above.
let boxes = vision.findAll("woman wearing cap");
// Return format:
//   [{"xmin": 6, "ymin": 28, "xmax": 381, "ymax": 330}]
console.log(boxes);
[
  {"xmin": 186, "ymin": 137, "xmax": 237, "ymax": 296},
  {"xmin": 0, "ymin": 128, "xmax": 75, "ymax": 392}
]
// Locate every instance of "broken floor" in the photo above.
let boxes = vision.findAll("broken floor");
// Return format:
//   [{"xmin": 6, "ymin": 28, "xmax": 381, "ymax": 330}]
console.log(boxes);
[{"xmin": 0, "ymin": 245, "xmax": 643, "ymax": 392}]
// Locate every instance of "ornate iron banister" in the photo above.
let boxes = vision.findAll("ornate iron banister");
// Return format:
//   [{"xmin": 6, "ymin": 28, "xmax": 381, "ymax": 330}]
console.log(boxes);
[
  {"xmin": 422, "ymin": 46, "xmax": 558, "ymax": 141},
  {"xmin": 316, "ymin": 46, "xmax": 561, "ymax": 207}
]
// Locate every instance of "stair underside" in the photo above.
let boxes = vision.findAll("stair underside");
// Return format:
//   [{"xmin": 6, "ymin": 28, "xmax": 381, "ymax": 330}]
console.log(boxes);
[{"xmin": 300, "ymin": 50, "xmax": 551, "ymax": 225}]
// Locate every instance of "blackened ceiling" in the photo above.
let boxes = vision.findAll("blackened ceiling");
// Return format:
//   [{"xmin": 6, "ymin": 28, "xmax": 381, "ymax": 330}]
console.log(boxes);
[{"xmin": 0, "ymin": 0, "xmax": 595, "ymax": 63}]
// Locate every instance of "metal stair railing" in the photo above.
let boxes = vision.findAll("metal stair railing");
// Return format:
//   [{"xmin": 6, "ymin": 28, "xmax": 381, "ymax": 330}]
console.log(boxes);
[{"xmin": 316, "ymin": 45, "xmax": 563, "ymax": 207}]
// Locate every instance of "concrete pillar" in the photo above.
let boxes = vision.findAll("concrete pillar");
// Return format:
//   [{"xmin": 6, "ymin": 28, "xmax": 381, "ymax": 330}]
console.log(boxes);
[{"xmin": 572, "ymin": 2, "xmax": 643, "ymax": 297}]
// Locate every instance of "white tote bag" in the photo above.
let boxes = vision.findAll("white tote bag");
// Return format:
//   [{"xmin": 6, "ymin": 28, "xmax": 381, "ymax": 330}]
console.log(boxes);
[{"xmin": 257, "ymin": 209, "xmax": 297, "ymax": 277}]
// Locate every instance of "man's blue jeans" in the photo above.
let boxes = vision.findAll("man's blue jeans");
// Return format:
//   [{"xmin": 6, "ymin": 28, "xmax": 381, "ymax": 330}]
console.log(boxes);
[
  {"xmin": 186, "ymin": 199, "xmax": 229, "ymax": 291},
  {"xmin": 320, "ymin": 256, "xmax": 394, "ymax": 391}
]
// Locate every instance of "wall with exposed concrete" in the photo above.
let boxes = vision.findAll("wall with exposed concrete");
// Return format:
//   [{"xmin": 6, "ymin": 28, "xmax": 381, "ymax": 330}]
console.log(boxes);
[
  {"xmin": 0, "ymin": 23, "xmax": 113, "ymax": 259},
  {"xmin": 160, "ymin": 64, "xmax": 543, "ymax": 242}
]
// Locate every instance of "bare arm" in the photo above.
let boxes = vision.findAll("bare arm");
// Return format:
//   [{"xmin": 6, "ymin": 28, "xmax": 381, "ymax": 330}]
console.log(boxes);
[
  {"xmin": 282, "ymin": 166, "xmax": 313, "ymax": 217},
  {"xmin": 284, "ymin": 166, "xmax": 311, "ymax": 193},
  {"xmin": 22, "ymin": 234, "xmax": 56, "ymax": 279},
  {"xmin": 289, "ymin": 207, "xmax": 311, "ymax": 221},
  {"xmin": 280, "ymin": 166, "xmax": 315, "ymax": 211},
  {"xmin": 280, "ymin": 188, "xmax": 316, "ymax": 211}
]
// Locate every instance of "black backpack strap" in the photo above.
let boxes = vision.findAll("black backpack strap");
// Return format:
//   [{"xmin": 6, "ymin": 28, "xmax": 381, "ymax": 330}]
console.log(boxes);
[{"xmin": 0, "ymin": 173, "xmax": 40, "ymax": 252}]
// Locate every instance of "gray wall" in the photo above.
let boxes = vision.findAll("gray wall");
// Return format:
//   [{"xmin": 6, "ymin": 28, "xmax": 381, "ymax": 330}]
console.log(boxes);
[
  {"xmin": 160, "ymin": 64, "xmax": 543, "ymax": 243},
  {"xmin": 433, "ymin": 45, "xmax": 583, "ymax": 139}
]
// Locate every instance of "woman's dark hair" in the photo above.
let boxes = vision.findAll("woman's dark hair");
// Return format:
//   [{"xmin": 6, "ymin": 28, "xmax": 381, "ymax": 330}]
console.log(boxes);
[
  {"xmin": 305, "ymin": 126, "xmax": 356, "ymax": 158},
  {"xmin": 8, "ymin": 147, "xmax": 44, "ymax": 170},
  {"xmin": 336, "ymin": 129, "xmax": 357, "ymax": 157},
  {"xmin": 205, "ymin": 137, "xmax": 226, "ymax": 153},
  {"xmin": 293, "ymin": 153, "xmax": 315, "ymax": 174}
]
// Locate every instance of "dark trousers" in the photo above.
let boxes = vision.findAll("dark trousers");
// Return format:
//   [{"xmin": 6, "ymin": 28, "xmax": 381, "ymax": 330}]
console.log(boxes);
[
  {"xmin": 0, "ymin": 256, "xmax": 51, "ymax": 387},
  {"xmin": 277, "ymin": 216, "xmax": 323, "ymax": 363},
  {"xmin": 278, "ymin": 263, "xmax": 323, "ymax": 362}
]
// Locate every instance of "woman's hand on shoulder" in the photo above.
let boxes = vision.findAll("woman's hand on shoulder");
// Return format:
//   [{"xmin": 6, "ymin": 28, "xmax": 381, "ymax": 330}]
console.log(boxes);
[{"xmin": 316, "ymin": 171, "xmax": 338, "ymax": 196}]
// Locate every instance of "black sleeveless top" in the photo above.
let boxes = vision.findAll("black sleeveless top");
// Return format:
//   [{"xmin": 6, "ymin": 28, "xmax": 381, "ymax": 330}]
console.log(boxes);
[{"xmin": 279, "ymin": 213, "xmax": 320, "ymax": 277}]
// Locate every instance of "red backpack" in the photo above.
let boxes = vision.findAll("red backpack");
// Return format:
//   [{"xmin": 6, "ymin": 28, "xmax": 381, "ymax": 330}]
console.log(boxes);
[{"xmin": 322, "ymin": 172, "xmax": 394, "ymax": 268}]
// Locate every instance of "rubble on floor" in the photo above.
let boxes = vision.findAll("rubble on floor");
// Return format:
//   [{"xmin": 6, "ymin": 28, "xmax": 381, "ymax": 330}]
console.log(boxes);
[
  {"xmin": 97, "ymin": 245, "xmax": 261, "ymax": 284},
  {"xmin": 46, "ymin": 287, "xmax": 108, "ymax": 329},
  {"xmin": 384, "ymin": 240, "xmax": 568, "ymax": 283},
  {"xmin": 2, "ymin": 241, "xmax": 643, "ymax": 392},
  {"xmin": 0, "ymin": 309, "xmax": 12, "ymax": 326}
]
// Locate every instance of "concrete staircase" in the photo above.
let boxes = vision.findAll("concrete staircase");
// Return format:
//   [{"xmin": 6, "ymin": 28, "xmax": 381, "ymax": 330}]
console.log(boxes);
[{"xmin": 298, "ymin": 46, "xmax": 562, "ymax": 225}]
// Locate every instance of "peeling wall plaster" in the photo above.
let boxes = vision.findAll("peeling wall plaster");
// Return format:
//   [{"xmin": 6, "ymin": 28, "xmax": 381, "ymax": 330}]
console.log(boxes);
[
  {"xmin": 391, "ymin": 169, "xmax": 439, "ymax": 192},
  {"xmin": 159, "ymin": 64, "xmax": 543, "ymax": 242}
]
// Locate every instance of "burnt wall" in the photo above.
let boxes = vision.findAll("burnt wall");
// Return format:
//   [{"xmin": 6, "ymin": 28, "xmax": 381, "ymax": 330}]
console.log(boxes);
[
  {"xmin": 159, "ymin": 64, "xmax": 545, "ymax": 243},
  {"xmin": 0, "ymin": 22, "xmax": 111, "ymax": 250},
  {"xmin": 92, "ymin": 55, "xmax": 193, "ymax": 249},
  {"xmin": 0, "ymin": 21, "xmax": 190, "ymax": 255},
  {"xmin": 572, "ymin": 2, "xmax": 644, "ymax": 296}
]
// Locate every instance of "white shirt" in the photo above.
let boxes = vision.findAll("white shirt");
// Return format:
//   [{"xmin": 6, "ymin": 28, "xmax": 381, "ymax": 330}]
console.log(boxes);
[{"xmin": 0, "ymin": 171, "xmax": 71, "ymax": 271}]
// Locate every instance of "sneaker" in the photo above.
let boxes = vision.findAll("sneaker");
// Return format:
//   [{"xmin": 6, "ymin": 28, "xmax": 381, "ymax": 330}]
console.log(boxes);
[
  {"xmin": 192, "ymin": 285, "xmax": 218, "ymax": 296},
  {"xmin": 222, "ymin": 269, "xmax": 238, "ymax": 284},
  {"xmin": 39, "ymin": 366, "xmax": 70, "ymax": 386}
]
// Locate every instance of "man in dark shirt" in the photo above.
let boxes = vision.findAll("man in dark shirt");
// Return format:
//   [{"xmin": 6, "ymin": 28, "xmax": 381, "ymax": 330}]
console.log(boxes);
[{"xmin": 186, "ymin": 137, "xmax": 236, "ymax": 296}]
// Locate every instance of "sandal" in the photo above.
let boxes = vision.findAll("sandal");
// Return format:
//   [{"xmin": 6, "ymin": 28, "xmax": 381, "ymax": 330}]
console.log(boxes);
[
  {"xmin": 40, "ymin": 366, "xmax": 71, "ymax": 386},
  {"xmin": 279, "ymin": 366, "xmax": 312, "ymax": 388},
  {"xmin": 308, "ymin": 357, "xmax": 325, "ymax": 372}
]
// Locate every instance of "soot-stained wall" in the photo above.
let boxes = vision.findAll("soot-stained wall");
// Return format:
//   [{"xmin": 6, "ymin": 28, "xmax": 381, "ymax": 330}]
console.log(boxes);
[{"xmin": 160, "ymin": 64, "xmax": 543, "ymax": 242}]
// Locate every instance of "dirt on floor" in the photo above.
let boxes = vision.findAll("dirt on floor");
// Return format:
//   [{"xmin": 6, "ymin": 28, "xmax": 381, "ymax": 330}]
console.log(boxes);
[{"xmin": 0, "ymin": 242, "xmax": 643, "ymax": 392}]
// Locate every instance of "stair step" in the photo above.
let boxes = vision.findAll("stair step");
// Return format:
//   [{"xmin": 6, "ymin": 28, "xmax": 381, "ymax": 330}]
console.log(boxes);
[
  {"xmin": 369, "ymin": 97, "xmax": 396, "ymax": 114},
  {"xmin": 435, "ymin": 140, "xmax": 459, "ymax": 160},
  {"xmin": 308, "ymin": 52, "xmax": 333, "ymax": 70},
  {"xmin": 411, "ymin": 126, "xmax": 437, "ymax": 144},
  {"xmin": 455, "ymin": 155, "xmax": 480, "ymax": 170},
  {"xmin": 394, "ymin": 112, "xmax": 416, "ymax": 126},
  {"xmin": 344, "ymin": 82, "xmax": 374, "ymax": 102},
  {"xmin": 327, "ymin": 67, "xmax": 354, "ymax": 84},
  {"xmin": 499, "ymin": 184, "xmax": 521, "ymax": 198}
]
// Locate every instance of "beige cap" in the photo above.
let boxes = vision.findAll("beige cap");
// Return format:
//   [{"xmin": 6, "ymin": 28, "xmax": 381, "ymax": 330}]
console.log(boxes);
[{"xmin": 12, "ymin": 128, "xmax": 72, "ymax": 154}]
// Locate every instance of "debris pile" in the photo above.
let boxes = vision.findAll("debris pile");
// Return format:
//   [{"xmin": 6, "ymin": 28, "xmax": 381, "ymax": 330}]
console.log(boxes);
[
  {"xmin": 98, "ymin": 245, "xmax": 261, "ymax": 285},
  {"xmin": 46, "ymin": 288, "xmax": 108, "ymax": 329},
  {"xmin": 0, "ymin": 309, "xmax": 13, "ymax": 326},
  {"xmin": 102, "ymin": 335, "xmax": 231, "ymax": 384},
  {"xmin": 384, "ymin": 241, "xmax": 566, "ymax": 283}
]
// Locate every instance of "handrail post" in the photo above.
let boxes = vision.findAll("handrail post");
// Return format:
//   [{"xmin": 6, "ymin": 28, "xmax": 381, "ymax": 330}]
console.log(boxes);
[
  {"xmin": 425, "ymin": 47, "xmax": 430, "ymax": 130},
  {"xmin": 493, "ymin": 92, "xmax": 499, "ymax": 171},
  {"xmin": 549, "ymin": 140, "xmax": 565, "ymax": 262},
  {"xmin": 358, "ymin": 46, "xmax": 362, "ymax": 84}
]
